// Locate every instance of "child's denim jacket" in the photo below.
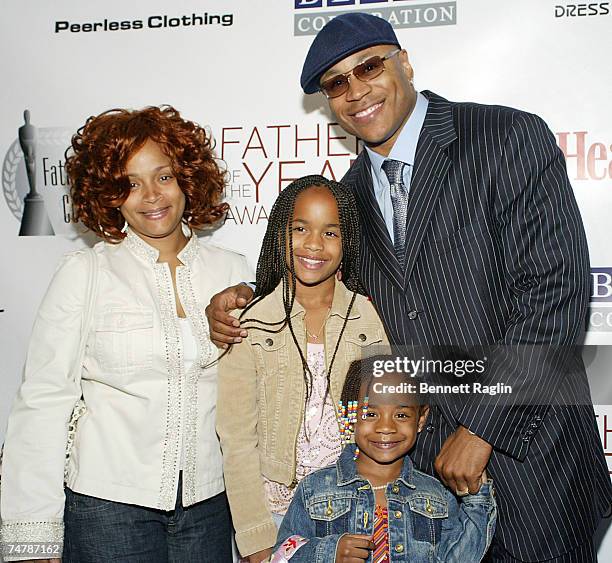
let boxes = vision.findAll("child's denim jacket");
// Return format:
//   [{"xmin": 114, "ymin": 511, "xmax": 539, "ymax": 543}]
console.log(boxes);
[{"xmin": 272, "ymin": 444, "xmax": 496, "ymax": 562}]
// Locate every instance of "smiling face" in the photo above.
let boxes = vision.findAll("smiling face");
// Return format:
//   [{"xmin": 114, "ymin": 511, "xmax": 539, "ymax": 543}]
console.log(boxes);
[
  {"xmin": 119, "ymin": 139, "xmax": 186, "ymax": 245},
  {"xmin": 322, "ymin": 45, "xmax": 416, "ymax": 157},
  {"xmin": 288, "ymin": 185, "xmax": 343, "ymax": 288},
  {"xmin": 355, "ymin": 372, "xmax": 429, "ymax": 467}
]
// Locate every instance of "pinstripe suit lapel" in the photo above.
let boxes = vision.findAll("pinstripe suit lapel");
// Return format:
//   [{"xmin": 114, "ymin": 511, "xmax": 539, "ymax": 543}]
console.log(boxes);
[
  {"xmin": 347, "ymin": 151, "xmax": 405, "ymax": 290},
  {"xmin": 402, "ymin": 91, "xmax": 457, "ymax": 285}
]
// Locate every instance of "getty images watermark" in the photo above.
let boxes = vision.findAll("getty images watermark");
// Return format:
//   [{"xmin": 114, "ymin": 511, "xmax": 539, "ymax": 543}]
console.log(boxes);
[
  {"xmin": 361, "ymin": 345, "xmax": 612, "ymax": 406},
  {"xmin": 370, "ymin": 355, "xmax": 512, "ymax": 397}
]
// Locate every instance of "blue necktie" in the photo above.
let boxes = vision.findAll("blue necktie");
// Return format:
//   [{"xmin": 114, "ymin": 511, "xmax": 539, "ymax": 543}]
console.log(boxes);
[{"xmin": 381, "ymin": 159, "xmax": 409, "ymax": 265}]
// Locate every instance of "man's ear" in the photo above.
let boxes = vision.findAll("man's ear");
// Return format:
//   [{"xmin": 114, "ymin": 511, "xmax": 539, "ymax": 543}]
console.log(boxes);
[
  {"xmin": 398, "ymin": 49, "xmax": 414, "ymax": 81},
  {"xmin": 417, "ymin": 404, "xmax": 430, "ymax": 432}
]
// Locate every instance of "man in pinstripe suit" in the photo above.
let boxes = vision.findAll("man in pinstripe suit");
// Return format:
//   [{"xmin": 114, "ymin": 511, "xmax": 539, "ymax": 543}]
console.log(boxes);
[{"xmin": 206, "ymin": 12, "xmax": 612, "ymax": 563}]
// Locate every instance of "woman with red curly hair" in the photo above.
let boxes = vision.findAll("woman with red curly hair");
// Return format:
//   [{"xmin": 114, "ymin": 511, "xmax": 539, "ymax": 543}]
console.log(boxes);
[{"xmin": 0, "ymin": 106, "xmax": 251, "ymax": 563}]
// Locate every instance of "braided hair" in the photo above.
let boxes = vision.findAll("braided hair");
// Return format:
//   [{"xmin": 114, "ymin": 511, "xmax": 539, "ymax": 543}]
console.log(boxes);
[
  {"xmin": 240, "ymin": 174, "xmax": 367, "ymax": 404},
  {"xmin": 250, "ymin": 174, "xmax": 364, "ymax": 298},
  {"xmin": 341, "ymin": 357, "xmax": 378, "ymax": 408}
]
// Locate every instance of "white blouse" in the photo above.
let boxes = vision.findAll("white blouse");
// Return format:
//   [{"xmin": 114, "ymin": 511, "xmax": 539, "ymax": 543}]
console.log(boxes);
[{"xmin": 179, "ymin": 316, "xmax": 198, "ymax": 373}]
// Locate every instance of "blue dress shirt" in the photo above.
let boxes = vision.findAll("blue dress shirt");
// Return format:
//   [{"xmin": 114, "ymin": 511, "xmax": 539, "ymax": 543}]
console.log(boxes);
[{"xmin": 364, "ymin": 91, "xmax": 429, "ymax": 243}]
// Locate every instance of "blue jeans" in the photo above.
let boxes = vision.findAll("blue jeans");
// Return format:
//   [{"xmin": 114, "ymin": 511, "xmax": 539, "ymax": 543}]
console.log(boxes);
[{"xmin": 63, "ymin": 476, "xmax": 232, "ymax": 562}]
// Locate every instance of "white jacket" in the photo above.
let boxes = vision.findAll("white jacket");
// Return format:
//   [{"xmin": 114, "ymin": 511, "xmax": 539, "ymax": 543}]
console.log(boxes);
[{"xmin": 0, "ymin": 229, "xmax": 252, "ymax": 552}]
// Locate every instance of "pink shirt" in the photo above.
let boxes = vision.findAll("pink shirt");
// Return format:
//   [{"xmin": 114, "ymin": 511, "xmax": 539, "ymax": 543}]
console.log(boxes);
[{"xmin": 264, "ymin": 343, "xmax": 342, "ymax": 515}]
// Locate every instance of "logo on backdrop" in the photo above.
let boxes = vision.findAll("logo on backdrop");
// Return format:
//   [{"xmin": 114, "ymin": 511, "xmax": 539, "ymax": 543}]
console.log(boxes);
[
  {"xmin": 588, "ymin": 268, "xmax": 612, "ymax": 333},
  {"xmin": 2, "ymin": 110, "xmax": 73, "ymax": 236},
  {"xmin": 556, "ymin": 131, "xmax": 612, "ymax": 181},
  {"xmin": 54, "ymin": 12, "xmax": 233, "ymax": 34},
  {"xmin": 293, "ymin": 0, "xmax": 457, "ymax": 35},
  {"xmin": 554, "ymin": 3, "xmax": 610, "ymax": 17}
]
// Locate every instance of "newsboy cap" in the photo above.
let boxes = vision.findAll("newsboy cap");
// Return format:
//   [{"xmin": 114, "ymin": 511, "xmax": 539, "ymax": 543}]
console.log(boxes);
[{"xmin": 300, "ymin": 12, "xmax": 400, "ymax": 95}]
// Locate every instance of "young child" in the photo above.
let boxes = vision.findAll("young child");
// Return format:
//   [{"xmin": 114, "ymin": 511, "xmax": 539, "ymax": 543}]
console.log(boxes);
[
  {"xmin": 271, "ymin": 355, "xmax": 496, "ymax": 562},
  {"xmin": 216, "ymin": 175, "xmax": 389, "ymax": 562}
]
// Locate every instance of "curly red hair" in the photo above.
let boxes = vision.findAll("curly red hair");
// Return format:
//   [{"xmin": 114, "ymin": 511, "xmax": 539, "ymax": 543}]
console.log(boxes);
[{"xmin": 66, "ymin": 105, "xmax": 228, "ymax": 242}]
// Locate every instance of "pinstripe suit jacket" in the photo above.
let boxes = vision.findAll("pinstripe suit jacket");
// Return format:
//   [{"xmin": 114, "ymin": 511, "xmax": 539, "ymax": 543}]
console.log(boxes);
[{"xmin": 342, "ymin": 91, "xmax": 612, "ymax": 561}]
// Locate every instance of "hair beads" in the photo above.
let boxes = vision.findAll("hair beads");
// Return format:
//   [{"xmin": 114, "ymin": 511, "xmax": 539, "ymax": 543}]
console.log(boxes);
[
  {"xmin": 361, "ymin": 396, "xmax": 369, "ymax": 420},
  {"xmin": 338, "ymin": 399, "xmax": 359, "ymax": 444}
]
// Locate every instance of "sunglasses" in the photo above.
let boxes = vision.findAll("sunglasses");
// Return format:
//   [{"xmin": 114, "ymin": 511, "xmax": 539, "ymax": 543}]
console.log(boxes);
[{"xmin": 320, "ymin": 49, "xmax": 401, "ymax": 99}]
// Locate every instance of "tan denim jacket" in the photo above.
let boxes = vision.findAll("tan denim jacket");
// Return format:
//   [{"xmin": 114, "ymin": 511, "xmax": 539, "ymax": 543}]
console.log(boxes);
[{"xmin": 217, "ymin": 280, "xmax": 389, "ymax": 556}]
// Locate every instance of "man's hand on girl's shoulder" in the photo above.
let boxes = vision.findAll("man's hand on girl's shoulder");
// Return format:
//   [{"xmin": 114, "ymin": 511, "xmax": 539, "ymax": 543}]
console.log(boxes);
[{"xmin": 205, "ymin": 283, "xmax": 254, "ymax": 348}]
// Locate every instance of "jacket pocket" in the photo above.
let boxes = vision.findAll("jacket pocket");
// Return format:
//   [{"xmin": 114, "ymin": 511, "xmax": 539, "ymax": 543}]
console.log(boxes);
[
  {"xmin": 343, "ymin": 324, "xmax": 385, "ymax": 363},
  {"xmin": 95, "ymin": 307, "xmax": 153, "ymax": 375},
  {"xmin": 431, "ymin": 219, "xmax": 489, "ymax": 256},
  {"xmin": 408, "ymin": 494, "xmax": 447, "ymax": 545},
  {"xmin": 307, "ymin": 494, "xmax": 353, "ymax": 537},
  {"xmin": 344, "ymin": 328, "xmax": 384, "ymax": 347},
  {"xmin": 65, "ymin": 488, "xmax": 115, "ymax": 514},
  {"xmin": 306, "ymin": 495, "xmax": 352, "ymax": 522},
  {"xmin": 251, "ymin": 330, "xmax": 287, "ymax": 352}
]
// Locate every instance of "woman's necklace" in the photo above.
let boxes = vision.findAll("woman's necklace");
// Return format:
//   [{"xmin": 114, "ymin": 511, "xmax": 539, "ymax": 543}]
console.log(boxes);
[{"xmin": 305, "ymin": 307, "xmax": 331, "ymax": 341}]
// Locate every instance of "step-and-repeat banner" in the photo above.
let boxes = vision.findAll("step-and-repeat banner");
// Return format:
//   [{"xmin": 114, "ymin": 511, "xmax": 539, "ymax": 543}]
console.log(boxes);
[{"xmin": 1, "ymin": 0, "xmax": 611, "ymax": 557}]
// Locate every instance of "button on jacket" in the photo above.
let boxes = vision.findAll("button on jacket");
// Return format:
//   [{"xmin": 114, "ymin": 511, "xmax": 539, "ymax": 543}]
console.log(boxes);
[
  {"xmin": 217, "ymin": 281, "xmax": 390, "ymax": 556},
  {"xmin": 0, "ymin": 229, "xmax": 252, "ymax": 553},
  {"xmin": 273, "ymin": 444, "xmax": 496, "ymax": 563}
]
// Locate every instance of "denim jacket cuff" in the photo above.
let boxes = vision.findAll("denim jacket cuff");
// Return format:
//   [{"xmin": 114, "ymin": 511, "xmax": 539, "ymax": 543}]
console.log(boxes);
[
  {"xmin": 461, "ymin": 480, "xmax": 495, "ymax": 505},
  {"xmin": 316, "ymin": 533, "xmax": 346, "ymax": 563}
]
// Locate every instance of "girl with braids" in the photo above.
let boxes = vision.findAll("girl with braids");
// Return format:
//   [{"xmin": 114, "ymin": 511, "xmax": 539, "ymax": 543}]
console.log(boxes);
[
  {"xmin": 216, "ymin": 175, "xmax": 389, "ymax": 563},
  {"xmin": 271, "ymin": 355, "xmax": 496, "ymax": 563}
]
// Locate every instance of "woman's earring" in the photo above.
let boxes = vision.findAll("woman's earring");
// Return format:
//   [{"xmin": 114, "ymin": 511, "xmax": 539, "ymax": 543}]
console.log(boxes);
[
  {"xmin": 121, "ymin": 221, "xmax": 128, "ymax": 233},
  {"xmin": 336, "ymin": 263, "xmax": 343, "ymax": 281}
]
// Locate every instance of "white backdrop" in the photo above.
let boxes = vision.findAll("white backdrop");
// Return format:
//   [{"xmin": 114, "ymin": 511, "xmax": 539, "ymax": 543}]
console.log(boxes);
[{"xmin": 1, "ymin": 0, "xmax": 611, "ymax": 557}]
